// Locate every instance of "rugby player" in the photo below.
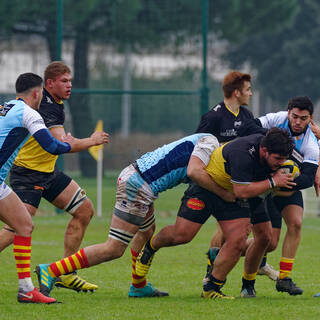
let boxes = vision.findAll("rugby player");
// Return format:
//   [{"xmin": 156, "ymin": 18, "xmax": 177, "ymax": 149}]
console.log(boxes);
[
  {"xmin": 135, "ymin": 128, "xmax": 295, "ymax": 299},
  {"xmin": 196, "ymin": 70, "xmax": 279, "ymax": 281},
  {"xmin": 34, "ymin": 133, "xmax": 238, "ymax": 299},
  {"xmin": 236, "ymin": 96, "xmax": 319, "ymax": 295},
  {"xmin": 0, "ymin": 62, "xmax": 109, "ymax": 294},
  {"xmin": 0, "ymin": 73, "xmax": 107, "ymax": 303}
]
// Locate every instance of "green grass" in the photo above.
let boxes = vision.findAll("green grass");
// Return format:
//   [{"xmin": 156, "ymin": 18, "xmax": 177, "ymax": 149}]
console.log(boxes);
[{"xmin": 1, "ymin": 175, "xmax": 320, "ymax": 319}]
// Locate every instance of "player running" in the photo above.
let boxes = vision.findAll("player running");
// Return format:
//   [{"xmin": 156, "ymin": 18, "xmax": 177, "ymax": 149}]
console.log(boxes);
[
  {"xmin": 237, "ymin": 96, "xmax": 319, "ymax": 295},
  {"xmin": 135, "ymin": 128, "xmax": 295, "ymax": 299},
  {"xmin": 0, "ymin": 72, "xmax": 107, "ymax": 303},
  {"xmin": 34, "ymin": 133, "xmax": 237, "ymax": 299},
  {"xmin": 0, "ymin": 62, "xmax": 103, "ymax": 294}
]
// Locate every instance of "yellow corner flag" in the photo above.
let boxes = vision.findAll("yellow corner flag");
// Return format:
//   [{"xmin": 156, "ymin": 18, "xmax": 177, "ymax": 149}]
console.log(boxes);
[{"xmin": 88, "ymin": 120, "xmax": 104, "ymax": 161}]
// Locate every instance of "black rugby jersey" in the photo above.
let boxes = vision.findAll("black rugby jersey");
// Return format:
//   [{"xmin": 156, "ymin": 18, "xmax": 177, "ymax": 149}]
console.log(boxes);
[
  {"xmin": 206, "ymin": 134, "xmax": 272, "ymax": 192},
  {"xmin": 196, "ymin": 102, "xmax": 253, "ymax": 143}
]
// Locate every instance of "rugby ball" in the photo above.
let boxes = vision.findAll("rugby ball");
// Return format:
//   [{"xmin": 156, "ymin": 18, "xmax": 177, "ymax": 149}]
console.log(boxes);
[{"xmin": 280, "ymin": 160, "xmax": 300, "ymax": 179}]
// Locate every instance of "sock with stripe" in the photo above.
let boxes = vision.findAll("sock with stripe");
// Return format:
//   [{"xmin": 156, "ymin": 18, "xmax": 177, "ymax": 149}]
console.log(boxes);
[
  {"xmin": 14, "ymin": 235, "xmax": 34, "ymax": 292},
  {"xmin": 259, "ymin": 254, "xmax": 267, "ymax": 268},
  {"xmin": 279, "ymin": 257, "xmax": 294, "ymax": 279},
  {"xmin": 47, "ymin": 248, "xmax": 90, "ymax": 278},
  {"xmin": 131, "ymin": 248, "xmax": 147, "ymax": 288},
  {"xmin": 204, "ymin": 274, "xmax": 226, "ymax": 292}
]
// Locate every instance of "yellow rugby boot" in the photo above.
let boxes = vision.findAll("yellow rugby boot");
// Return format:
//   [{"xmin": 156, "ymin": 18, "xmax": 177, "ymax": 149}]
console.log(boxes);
[{"xmin": 55, "ymin": 272, "xmax": 98, "ymax": 293}]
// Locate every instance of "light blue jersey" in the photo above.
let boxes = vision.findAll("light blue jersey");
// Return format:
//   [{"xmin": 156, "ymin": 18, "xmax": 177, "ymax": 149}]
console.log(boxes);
[
  {"xmin": 0, "ymin": 99, "xmax": 46, "ymax": 184},
  {"xmin": 135, "ymin": 133, "xmax": 215, "ymax": 195},
  {"xmin": 259, "ymin": 111, "xmax": 319, "ymax": 165}
]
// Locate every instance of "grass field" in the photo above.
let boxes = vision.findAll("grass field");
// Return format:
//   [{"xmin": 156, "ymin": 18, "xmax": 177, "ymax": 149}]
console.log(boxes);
[{"xmin": 1, "ymin": 174, "xmax": 320, "ymax": 319}]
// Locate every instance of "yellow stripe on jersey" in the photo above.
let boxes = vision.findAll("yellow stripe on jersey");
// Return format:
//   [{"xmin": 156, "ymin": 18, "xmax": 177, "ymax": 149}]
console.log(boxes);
[
  {"xmin": 14, "ymin": 135, "xmax": 58, "ymax": 173},
  {"xmin": 205, "ymin": 144, "xmax": 234, "ymax": 193}
]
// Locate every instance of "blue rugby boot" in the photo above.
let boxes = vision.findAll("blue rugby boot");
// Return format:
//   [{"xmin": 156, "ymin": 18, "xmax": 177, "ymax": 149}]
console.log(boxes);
[
  {"xmin": 128, "ymin": 283, "xmax": 169, "ymax": 298},
  {"xmin": 35, "ymin": 264, "xmax": 56, "ymax": 297}
]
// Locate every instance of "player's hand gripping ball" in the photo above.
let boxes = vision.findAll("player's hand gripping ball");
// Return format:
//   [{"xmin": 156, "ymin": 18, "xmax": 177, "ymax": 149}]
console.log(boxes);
[{"xmin": 273, "ymin": 160, "xmax": 300, "ymax": 197}]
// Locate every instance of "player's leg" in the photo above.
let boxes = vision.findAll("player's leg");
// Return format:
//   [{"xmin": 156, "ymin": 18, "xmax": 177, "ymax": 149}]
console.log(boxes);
[
  {"xmin": 45, "ymin": 172, "xmax": 92, "ymax": 257},
  {"xmin": 202, "ymin": 197, "xmax": 252, "ymax": 300},
  {"xmin": 128, "ymin": 205, "xmax": 168, "ymax": 297},
  {"xmin": 274, "ymin": 192, "xmax": 303, "ymax": 295},
  {"xmin": 0, "ymin": 170, "xmax": 41, "ymax": 252},
  {"xmin": 201, "ymin": 217, "xmax": 250, "ymax": 299},
  {"xmin": 209, "ymin": 223, "xmax": 225, "ymax": 248},
  {"xmin": 240, "ymin": 197, "xmax": 274, "ymax": 298},
  {"xmin": 36, "ymin": 213, "xmax": 140, "ymax": 297},
  {"xmin": 257, "ymin": 196, "xmax": 281, "ymax": 281},
  {"xmin": 43, "ymin": 171, "xmax": 97, "ymax": 293},
  {"xmin": 136, "ymin": 184, "xmax": 212, "ymax": 278},
  {"xmin": 0, "ymin": 185, "xmax": 56, "ymax": 304}
]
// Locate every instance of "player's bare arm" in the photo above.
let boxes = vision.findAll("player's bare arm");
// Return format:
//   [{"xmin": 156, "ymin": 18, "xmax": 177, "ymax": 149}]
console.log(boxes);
[
  {"xmin": 187, "ymin": 155, "xmax": 236, "ymax": 202},
  {"xmin": 233, "ymin": 171, "xmax": 295, "ymax": 199},
  {"xmin": 50, "ymin": 126, "xmax": 109, "ymax": 153}
]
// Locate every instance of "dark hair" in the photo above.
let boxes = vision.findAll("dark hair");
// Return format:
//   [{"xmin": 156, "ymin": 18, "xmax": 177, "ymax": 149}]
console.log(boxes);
[
  {"xmin": 15, "ymin": 73, "xmax": 43, "ymax": 94},
  {"xmin": 222, "ymin": 71, "xmax": 251, "ymax": 98},
  {"xmin": 287, "ymin": 96, "xmax": 313, "ymax": 115},
  {"xmin": 260, "ymin": 127, "xmax": 293, "ymax": 157},
  {"xmin": 44, "ymin": 61, "xmax": 71, "ymax": 83}
]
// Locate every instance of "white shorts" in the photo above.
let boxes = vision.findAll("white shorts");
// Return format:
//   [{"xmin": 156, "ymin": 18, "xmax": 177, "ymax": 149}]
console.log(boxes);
[
  {"xmin": 114, "ymin": 164, "xmax": 157, "ymax": 225},
  {"xmin": 0, "ymin": 182, "xmax": 12, "ymax": 200}
]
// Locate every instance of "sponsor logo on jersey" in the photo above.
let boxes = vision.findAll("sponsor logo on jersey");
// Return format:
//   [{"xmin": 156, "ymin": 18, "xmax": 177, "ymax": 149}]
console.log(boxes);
[
  {"xmin": 248, "ymin": 146, "xmax": 255, "ymax": 156},
  {"xmin": 0, "ymin": 103, "xmax": 14, "ymax": 116},
  {"xmin": 234, "ymin": 121, "xmax": 242, "ymax": 128},
  {"xmin": 46, "ymin": 96, "xmax": 53, "ymax": 104},
  {"xmin": 221, "ymin": 129, "xmax": 237, "ymax": 137},
  {"xmin": 187, "ymin": 198, "xmax": 205, "ymax": 210},
  {"xmin": 212, "ymin": 104, "xmax": 221, "ymax": 112}
]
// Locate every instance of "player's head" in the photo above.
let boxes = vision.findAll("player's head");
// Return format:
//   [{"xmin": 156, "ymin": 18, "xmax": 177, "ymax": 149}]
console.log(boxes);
[
  {"xmin": 260, "ymin": 127, "xmax": 294, "ymax": 171},
  {"xmin": 15, "ymin": 73, "xmax": 43, "ymax": 110},
  {"xmin": 44, "ymin": 61, "xmax": 72, "ymax": 101},
  {"xmin": 222, "ymin": 71, "xmax": 252, "ymax": 105},
  {"xmin": 287, "ymin": 96, "xmax": 313, "ymax": 134}
]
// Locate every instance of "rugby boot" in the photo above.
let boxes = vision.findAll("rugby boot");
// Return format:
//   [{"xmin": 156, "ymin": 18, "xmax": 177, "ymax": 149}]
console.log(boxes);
[
  {"xmin": 128, "ymin": 283, "xmax": 169, "ymax": 298},
  {"xmin": 34, "ymin": 264, "xmax": 55, "ymax": 297},
  {"xmin": 17, "ymin": 287, "xmax": 56, "ymax": 304},
  {"xmin": 201, "ymin": 288, "xmax": 234, "ymax": 300},
  {"xmin": 257, "ymin": 263, "xmax": 279, "ymax": 281},
  {"xmin": 276, "ymin": 277, "xmax": 303, "ymax": 295},
  {"xmin": 55, "ymin": 272, "xmax": 98, "ymax": 293},
  {"xmin": 240, "ymin": 285, "xmax": 256, "ymax": 298}
]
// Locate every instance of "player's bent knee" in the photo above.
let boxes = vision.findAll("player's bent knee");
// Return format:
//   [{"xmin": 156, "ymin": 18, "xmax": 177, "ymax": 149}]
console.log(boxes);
[{"xmin": 64, "ymin": 187, "xmax": 90, "ymax": 215}]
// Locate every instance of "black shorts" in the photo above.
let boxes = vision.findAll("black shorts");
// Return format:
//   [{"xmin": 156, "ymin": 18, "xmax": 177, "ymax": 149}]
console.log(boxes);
[
  {"xmin": 177, "ymin": 183, "xmax": 251, "ymax": 224},
  {"xmin": 9, "ymin": 165, "xmax": 72, "ymax": 208},
  {"xmin": 273, "ymin": 191, "xmax": 303, "ymax": 212},
  {"xmin": 251, "ymin": 195, "xmax": 282, "ymax": 229}
]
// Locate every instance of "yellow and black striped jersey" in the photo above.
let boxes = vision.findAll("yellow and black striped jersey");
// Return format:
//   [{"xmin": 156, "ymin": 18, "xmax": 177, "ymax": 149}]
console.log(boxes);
[
  {"xmin": 14, "ymin": 88, "xmax": 65, "ymax": 173},
  {"xmin": 206, "ymin": 134, "xmax": 273, "ymax": 193}
]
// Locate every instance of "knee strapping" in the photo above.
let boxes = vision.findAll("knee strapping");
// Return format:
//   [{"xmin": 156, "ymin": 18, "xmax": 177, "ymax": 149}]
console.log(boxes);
[
  {"xmin": 139, "ymin": 214, "xmax": 155, "ymax": 232},
  {"xmin": 63, "ymin": 188, "xmax": 87, "ymax": 214},
  {"xmin": 109, "ymin": 227, "xmax": 134, "ymax": 245}
]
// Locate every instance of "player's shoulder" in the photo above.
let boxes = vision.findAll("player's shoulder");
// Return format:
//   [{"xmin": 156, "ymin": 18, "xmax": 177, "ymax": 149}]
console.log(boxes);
[
  {"xmin": 209, "ymin": 102, "xmax": 226, "ymax": 113},
  {"xmin": 239, "ymin": 106, "xmax": 254, "ymax": 117},
  {"xmin": 40, "ymin": 89, "xmax": 63, "ymax": 112}
]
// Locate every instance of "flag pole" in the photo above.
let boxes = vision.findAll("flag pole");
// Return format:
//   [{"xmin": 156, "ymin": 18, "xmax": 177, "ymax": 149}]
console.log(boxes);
[
  {"xmin": 88, "ymin": 120, "xmax": 104, "ymax": 218},
  {"xmin": 97, "ymin": 148, "xmax": 103, "ymax": 217}
]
